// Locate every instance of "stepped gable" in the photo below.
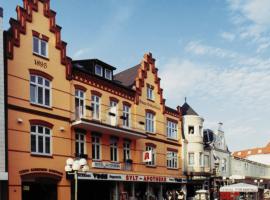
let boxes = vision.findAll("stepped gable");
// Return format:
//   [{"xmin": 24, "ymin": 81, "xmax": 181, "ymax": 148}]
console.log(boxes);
[{"xmin": 5, "ymin": 0, "xmax": 72, "ymax": 80}]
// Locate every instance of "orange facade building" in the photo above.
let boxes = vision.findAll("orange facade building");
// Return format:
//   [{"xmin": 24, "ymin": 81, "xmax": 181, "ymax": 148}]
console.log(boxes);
[{"xmin": 5, "ymin": 0, "xmax": 185, "ymax": 199}]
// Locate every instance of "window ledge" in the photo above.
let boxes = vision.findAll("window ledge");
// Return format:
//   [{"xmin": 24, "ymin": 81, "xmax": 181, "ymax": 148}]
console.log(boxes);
[
  {"xmin": 33, "ymin": 52, "xmax": 49, "ymax": 61},
  {"xmin": 146, "ymin": 131, "xmax": 156, "ymax": 135},
  {"xmin": 167, "ymin": 167, "xmax": 179, "ymax": 171},
  {"xmin": 31, "ymin": 153, "xmax": 53, "ymax": 158},
  {"xmin": 167, "ymin": 137, "xmax": 178, "ymax": 141},
  {"xmin": 147, "ymin": 98, "xmax": 155, "ymax": 102},
  {"xmin": 146, "ymin": 165, "xmax": 157, "ymax": 168},
  {"xmin": 30, "ymin": 103, "xmax": 53, "ymax": 110}
]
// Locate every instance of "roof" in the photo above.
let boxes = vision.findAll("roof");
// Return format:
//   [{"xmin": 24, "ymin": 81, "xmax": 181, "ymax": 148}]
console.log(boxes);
[
  {"xmin": 233, "ymin": 142, "xmax": 270, "ymax": 158},
  {"xmin": 72, "ymin": 59, "xmax": 116, "ymax": 70},
  {"xmin": 114, "ymin": 64, "xmax": 140, "ymax": 88},
  {"xmin": 181, "ymin": 102, "xmax": 199, "ymax": 116}
]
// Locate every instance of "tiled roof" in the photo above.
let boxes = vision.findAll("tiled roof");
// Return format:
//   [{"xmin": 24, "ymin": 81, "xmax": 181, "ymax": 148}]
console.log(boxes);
[
  {"xmin": 114, "ymin": 64, "xmax": 140, "ymax": 88},
  {"xmin": 233, "ymin": 142, "xmax": 270, "ymax": 158},
  {"xmin": 181, "ymin": 102, "xmax": 199, "ymax": 116}
]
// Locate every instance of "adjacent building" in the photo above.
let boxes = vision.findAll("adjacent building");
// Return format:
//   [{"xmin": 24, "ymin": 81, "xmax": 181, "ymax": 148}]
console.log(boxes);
[
  {"xmin": 181, "ymin": 102, "xmax": 212, "ymax": 197},
  {"xmin": 0, "ymin": 6, "xmax": 8, "ymax": 200},
  {"xmin": 5, "ymin": 1, "xmax": 185, "ymax": 200}
]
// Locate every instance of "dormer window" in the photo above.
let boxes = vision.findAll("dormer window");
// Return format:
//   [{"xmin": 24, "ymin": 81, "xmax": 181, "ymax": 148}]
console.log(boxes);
[
  {"xmin": 95, "ymin": 65, "xmax": 103, "ymax": 77},
  {"xmin": 105, "ymin": 69, "xmax": 112, "ymax": 80},
  {"xmin": 147, "ymin": 84, "xmax": 154, "ymax": 100}
]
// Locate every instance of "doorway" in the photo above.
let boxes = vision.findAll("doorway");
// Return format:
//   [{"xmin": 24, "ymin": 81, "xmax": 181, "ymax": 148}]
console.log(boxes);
[{"xmin": 22, "ymin": 181, "xmax": 57, "ymax": 200}]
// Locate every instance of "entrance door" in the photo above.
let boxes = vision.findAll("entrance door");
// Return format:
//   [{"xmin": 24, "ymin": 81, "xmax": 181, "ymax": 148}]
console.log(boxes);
[{"xmin": 22, "ymin": 182, "xmax": 57, "ymax": 200}]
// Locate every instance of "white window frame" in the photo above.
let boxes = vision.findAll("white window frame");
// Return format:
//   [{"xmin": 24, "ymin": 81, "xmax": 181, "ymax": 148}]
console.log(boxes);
[
  {"xmin": 95, "ymin": 65, "xmax": 103, "ymax": 77},
  {"xmin": 188, "ymin": 152, "xmax": 195, "ymax": 166},
  {"xmin": 123, "ymin": 140, "xmax": 131, "ymax": 161},
  {"xmin": 167, "ymin": 120, "xmax": 178, "ymax": 139},
  {"xmin": 199, "ymin": 152, "xmax": 204, "ymax": 167},
  {"xmin": 33, "ymin": 36, "xmax": 48, "ymax": 58},
  {"xmin": 110, "ymin": 137, "xmax": 118, "ymax": 162},
  {"xmin": 30, "ymin": 75, "xmax": 51, "ymax": 107},
  {"xmin": 146, "ymin": 146, "xmax": 156, "ymax": 166},
  {"xmin": 123, "ymin": 105, "xmax": 131, "ymax": 128},
  {"xmin": 105, "ymin": 69, "xmax": 112, "ymax": 80},
  {"xmin": 75, "ymin": 132, "xmax": 85, "ymax": 156},
  {"xmin": 145, "ymin": 112, "xmax": 155, "ymax": 133},
  {"xmin": 92, "ymin": 134, "xmax": 101, "ymax": 160},
  {"xmin": 30, "ymin": 125, "xmax": 52, "ymax": 156},
  {"xmin": 147, "ymin": 85, "xmax": 154, "ymax": 100},
  {"xmin": 167, "ymin": 151, "xmax": 178, "ymax": 169},
  {"xmin": 109, "ymin": 101, "xmax": 118, "ymax": 125},
  {"xmin": 91, "ymin": 95, "xmax": 100, "ymax": 120},
  {"xmin": 75, "ymin": 89, "xmax": 85, "ymax": 118}
]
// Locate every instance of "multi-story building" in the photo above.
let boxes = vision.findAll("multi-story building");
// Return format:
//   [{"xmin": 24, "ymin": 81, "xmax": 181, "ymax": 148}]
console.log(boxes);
[
  {"xmin": 0, "ymin": 6, "xmax": 8, "ymax": 200},
  {"xmin": 181, "ymin": 102, "xmax": 212, "ymax": 198},
  {"xmin": 233, "ymin": 142, "xmax": 270, "ymax": 165},
  {"xmin": 5, "ymin": 1, "xmax": 185, "ymax": 200}
]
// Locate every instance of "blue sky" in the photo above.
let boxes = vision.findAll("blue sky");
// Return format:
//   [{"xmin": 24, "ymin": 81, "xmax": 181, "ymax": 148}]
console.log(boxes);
[{"xmin": 2, "ymin": 0, "xmax": 270, "ymax": 151}]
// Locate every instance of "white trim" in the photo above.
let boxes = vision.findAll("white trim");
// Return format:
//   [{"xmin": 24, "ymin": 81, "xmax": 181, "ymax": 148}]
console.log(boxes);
[
  {"xmin": 72, "ymin": 120, "xmax": 147, "ymax": 138},
  {"xmin": 0, "ymin": 172, "xmax": 8, "ymax": 180}
]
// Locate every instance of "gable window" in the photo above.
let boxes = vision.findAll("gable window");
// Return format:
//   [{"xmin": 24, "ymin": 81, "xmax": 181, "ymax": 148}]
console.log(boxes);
[
  {"xmin": 91, "ymin": 95, "xmax": 100, "ymax": 120},
  {"xmin": 123, "ymin": 104, "xmax": 131, "ymax": 128},
  {"xmin": 75, "ymin": 132, "xmax": 85, "ymax": 156},
  {"xmin": 110, "ymin": 137, "xmax": 118, "ymax": 162},
  {"xmin": 167, "ymin": 151, "xmax": 178, "ymax": 169},
  {"xmin": 105, "ymin": 69, "xmax": 112, "ymax": 80},
  {"xmin": 123, "ymin": 140, "xmax": 131, "ymax": 161},
  {"xmin": 95, "ymin": 65, "xmax": 103, "ymax": 77},
  {"xmin": 199, "ymin": 152, "xmax": 204, "ymax": 167},
  {"xmin": 146, "ymin": 146, "xmax": 156, "ymax": 166},
  {"xmin": 33, "ymin": 37, "xmax": 48, "ymax": 58},
  {"xmin": 92, "ymin": 134, "xmax": 101, "ymax": 160},
  {"xmin": 145, "ymin": 112, "xmax": 155, "ymax": 133},
  {"xmin": 31, "ymin": 125, "xmax": 51, "ymax": 155},
  {"xmin": 188, "ymin": 152, "xmax": 194, "ymax": 166},
  {"xmin": 30, "ymin": 75, "xmax": 51, "ymax": 107},
  {"xmin": 167, "ymin": 120, "xmax": 178, "ymax": 139},
  {"xmin": 147, "ymin": 84, "xmax": 154, "ymax": 100},
  {"xmin": 75, "ymin": 89, "xmax": 84, "ymax": 119},
  {"xmin": 188, "ymin": 126, "xmax": 194, "ymax": 134}
]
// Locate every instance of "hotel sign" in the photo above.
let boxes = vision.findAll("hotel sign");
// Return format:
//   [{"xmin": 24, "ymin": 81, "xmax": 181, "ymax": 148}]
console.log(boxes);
[
  {"xmin": 92, "ymin": 161, "xmax": 121, "ymax": 170},
  {"xmin": 78, "ymin": 172, "xmax": 186, "ymax": 183}
]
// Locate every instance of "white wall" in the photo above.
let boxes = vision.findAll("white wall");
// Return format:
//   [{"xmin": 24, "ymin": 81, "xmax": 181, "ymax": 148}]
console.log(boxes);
[
  {"xmin": 0, "ymin": 7, "xmax": 6, "ymax": 177},
  {"xmin": 231, "ymin": 157, "xmax": 270, "ymax": 179},
  {"xmin": 247, "ymin": 154, "xmax": 270, "ymax": 165}
]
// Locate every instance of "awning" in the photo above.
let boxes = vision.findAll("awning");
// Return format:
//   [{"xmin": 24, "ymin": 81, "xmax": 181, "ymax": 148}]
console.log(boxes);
[{"xmin": 220, "ymin": 183, "xmax": 258, "ymax": 193}]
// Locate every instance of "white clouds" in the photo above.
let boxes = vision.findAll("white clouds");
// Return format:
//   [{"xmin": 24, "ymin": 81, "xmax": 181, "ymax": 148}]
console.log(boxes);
[
  {"xmin": 220, "ymin": 32, "xmax": 235, "ymax": 41},
  {"xmin": 226, "ymin": 0, "xmax": 270, "ymax": 52},
  {"xmin": 73, "ymin": 48, "xmax": 92, "ymax": 59}
]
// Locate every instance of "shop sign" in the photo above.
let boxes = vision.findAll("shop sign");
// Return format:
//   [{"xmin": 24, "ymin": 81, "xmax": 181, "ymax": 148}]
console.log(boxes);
[
  {"xmin": 78, "ymin": 172, "xmax": 186, "ymax": 183},
  {"xmin": 142, "ymin": 150, "xmax": 152, "ymax": 162},
  {"xmin": 92, "ymin": 161, "xmax": 121, "ymax": 170}
]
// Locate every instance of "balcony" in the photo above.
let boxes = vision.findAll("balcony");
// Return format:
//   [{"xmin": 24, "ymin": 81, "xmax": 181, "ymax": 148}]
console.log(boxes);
[
  {"xmin": 71, "ymin": 105, "xmax": 147, "ymax": 139},
  {"xmin": 185, "ymin": 166, "xmax": 212, "ymax": 176}
]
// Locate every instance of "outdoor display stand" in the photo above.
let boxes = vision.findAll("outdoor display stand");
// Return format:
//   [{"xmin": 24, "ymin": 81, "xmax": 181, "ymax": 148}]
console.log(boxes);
[
  {"xmin": 219, "ymin": 183, "xmax": 258, "ymax": 200},
  {"xmin": 195, "ymin": 189, "xmax": 209, "ymax": 200}
]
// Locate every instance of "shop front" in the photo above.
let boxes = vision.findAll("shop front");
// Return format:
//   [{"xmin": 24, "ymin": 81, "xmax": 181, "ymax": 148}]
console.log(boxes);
[{"xmin": 67, "ymin": 172, "xmax": 186, "ymax": 200}]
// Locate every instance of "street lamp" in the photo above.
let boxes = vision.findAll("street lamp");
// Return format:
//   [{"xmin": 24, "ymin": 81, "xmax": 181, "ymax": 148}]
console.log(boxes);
[
  {"xmin": 65, "ymin": 158, "xmax": 90, "ymax": 200},
  {"xmin": 254, "ymin": 179, "xmax": 263, "ymax": 200}
]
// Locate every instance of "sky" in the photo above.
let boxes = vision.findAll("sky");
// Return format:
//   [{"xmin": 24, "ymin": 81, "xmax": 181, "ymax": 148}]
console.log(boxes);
[{"xmin": 2, "ymin": 0, "xmax": 270, "ymax": 151}]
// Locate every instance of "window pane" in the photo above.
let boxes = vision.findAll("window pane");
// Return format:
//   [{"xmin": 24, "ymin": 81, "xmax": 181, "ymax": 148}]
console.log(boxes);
[
  {"xmin": 31, "ymin": 126, "xmax": 36, "ymax": 133},
  {"xmin": 45, "ymin": 137, "xmax": 50, "ymax": 154},
  {"xmin": 45, "ymin": 79, "xmax": 50, "ymax": 87},
  {"xmin": 80, "ymin": 143, "xmax": 84, "ymax": 154},
  {"xmin": 30, "ymin": 75, "xmax": 36, "ymax": 83},
  {"xmin": 38, "ymin": 77, "xmax": 43, "ymax": 85},
  {"xmin": 45, "ymin": 128, "xmax": 50, "ymax": 135},
  {"xmin": 38, "ymin": 136, "xmax": 43, "ymax": 153},
  {"xmin": 45, "ymin": 89, "xmax": 50, "ymax": 106},
  {"xmin": 38, "ymin": 87, "xmax": 43, "ymax": 104},
  {"xmin": 31, "ymin": 135, "xmax": 36, "ymax": 152},
  {"xmin": 41, "ymin": 41, "xmax": 47, "ymax": 57},
  {"xmin": 76, "ymin": 142, "xmax": 79, "ymax": 154},
  {"xmin": 30, "ymin": 84, "xmax": 36, "ymax": 103},
  {"xmin": 38, "ymin": 126, "xmax": 43, "ymax": 133},
  {"xmin": 33, "ymin": 37, "xmax": 39, "ymax": 53}
]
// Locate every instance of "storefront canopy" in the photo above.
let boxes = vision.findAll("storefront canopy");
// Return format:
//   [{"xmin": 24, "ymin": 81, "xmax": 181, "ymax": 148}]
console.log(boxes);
[{"xmin": 220, "ymin": 183, "xmax": 258, "ymax": 193}]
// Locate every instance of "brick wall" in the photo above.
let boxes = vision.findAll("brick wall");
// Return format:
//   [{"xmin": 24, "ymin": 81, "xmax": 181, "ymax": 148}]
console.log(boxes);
[{"xmin": 0, "ymin": 7, "xmax": 5, "ymax": 173}]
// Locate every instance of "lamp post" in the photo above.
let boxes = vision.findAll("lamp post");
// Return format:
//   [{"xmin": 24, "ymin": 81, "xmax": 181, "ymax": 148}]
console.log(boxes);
[
  {"xmin": 65, "ymin": 158, "xmax": 90, "ymax": 200},
  {"xmin": 254, "ymin": 179, "xmax": 263, "ymax": 200}
]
